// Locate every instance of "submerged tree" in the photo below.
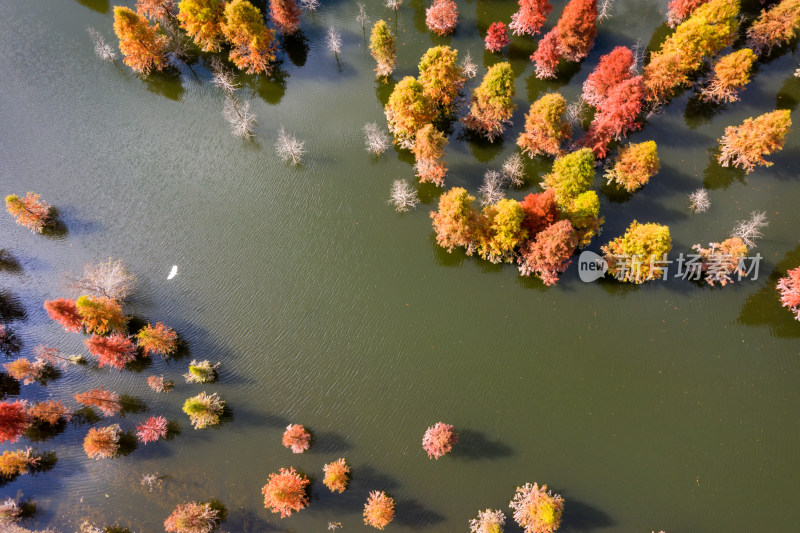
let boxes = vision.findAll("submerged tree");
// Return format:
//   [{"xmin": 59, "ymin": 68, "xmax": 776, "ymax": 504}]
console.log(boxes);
[
  {"xmin": 178, "ymin": 0, "xmax": 226, "ymax": 51},
  {"xmin": 282, "ymin": 424, "xmax": 311, "ymax": 453},
  {"xmin": 323, "ymin": 458, "xmax": 350, "ymax": 493},
  {"xmin": 76, "ymin": 295, "xmax": 127, "ymax": 335},
  {"xmin": 113, "ymin": 6, "xmax": 168, "ymax": 74},
  {"xmin": 531, "ymin": 29, "xmax": 561, "ymax": 79},
  {"xmin": 431, "ymin": 187, "xmax": 477, "ymax": 252},
  {"xmin": 44, "ymin": 298, "xmax": 83, "ymax": 333},
  {"xmin": 778, "ymin": 266, "xmax": 800, "ymax": 321},
  {"xmin": 262, "ymin": 467, "xmax": 310, "ymax": 517},
  {"xmin": 0, "ymin": 495, "xmax": 23, "ymax": 525},
  {"xmin": 503, "ymin": 153, "xmax": 527, "ymax": 187},
  {"xmin": 148, "ymin": 375, "xmax": 175, "ymax": 392},
  {"xmin": 692, "ymin": 237, "xmax": 748, "ymax": 286},
  {"xmin": 667, "ymin": 0, "xmax": 710, "ymax": 28},
  {"xmin": 418, "ymin": 46, "xmax": 465, "ymax": 115},
  {"xmin": 164, "ymin": 501, "xmax": 221, "ymax": 533},
  {"xmin": 517, "ymin": 220, "xmax": 578, "ymax": 285},
  {"xmin": 363, "ymin": 491, "xmax": 395, "ymax": 530},
  {"xmin": 0, "ymin": 401, "xmax": 32, "ymax": 444},
  {"xmin": 509, "ymin": 482, "xmax": 564, "ymax": 533},
  {"xmin": 479, "ymin": 170, "xmax": 507, "ymax": 207},
  {"xmin": 747, "ymin": 0, "xmax": 800, "ymax": 55},
  {"xmin": 327, "ymin": 27, "xmax": 342, "ymax": 61},
  {"xmin": 517, "ymin": 93, "xmax": 571, "ymax": 158},
  {"xmin": 699, "ymin": 49, "xmax": 756, "ymax": 104},
  {"xmin": 29, "ymin": 400, "xmax": 71, "ymax": 426},
  {"xmin": 385, "ymin": 76, "xmax": 436, "ymax": 146},
  {"xmin": 85, "ymin": 333, "xmax": 136, "ymax": 369},
  {"xmin": 485, "ymin": 22, "xmax": 510, "ymax": 53},
  {"xmin": 84, "ymin": 425, "xmax": 122, "ymax": 459},
  {"xmin": 469, "ymin": 508, "xmax": 506, "ymax": 533},
  {"xmin": 0, "ymin": 448, "xmax": 41, "ymax": 479},
  {"xmin": 463, "ymin": 62, "xmax": 516, "ymax": 141},
  {"xmin": 474, "ymin": 199, "xmax": 528, "ymax": 263},
  {"xmin": 275, "ymin": 127, "xmax": 306, "ymax": 165},
  {"xmin": 87, "ymin": 26, "xmax": 118, "ymax": 62},
  {"xmin": 421, "ymin": 422, "xmax": 458, "ymax": 459},
  {"xmin": 0, "ymin": 324, "xmax": 18, "ymax": 357},
  {"xmin": 221, "ymin": 0, "xmax": 278, "ymax": 74},
  {"xmin": 184, "ymin": 360, "xmax": 220, "ymax": 384},
  {"xmin": 604, "ymin": 141, "xmax": 660, "ymax": 193},
  {"xmin": 731, "ymin": 211, "xmax": 768, "ymax": 248},
  {"xmin": 388, "ymin": 180, "xmax": 420, "ymax": 212},
  {"xmin": 555, "ymin": 0, "xmax": 597, "ymax": 62},
  {"xmin": 412, "ymin": 124, "xmax": 448, "ymax": 186},
  {"xmin": 69, "ymin": 259, "xmax": 136, "ymax": 301},
  {"xmin": 717, "ymin": 109, "xmax": 791, "ymax": 173},
  {"xmin": 137, "ymin": 415, "xmax": 169, "ymax": 444},
  {"xmin": 364, "ymin": 122, "xmax": 390, "ymax": 156},
  {"xmin": 4, "ymin": 358, "xmax": 48, "ymax": 386},
  {"xmin": 581, "ymin": 46, "xmax": 634, "ymax": 108},
  {"xmin": 74, "ymin": 387, "xmax": 122, "ymax": 417},
  {"xmin": 183, "ymin": 392, "xmax": 224, "ymax": 429},
  {"xmin": 510, "ymin": 0, "xmax": 552, "ymax": 37},
  {"xmin": 369, "ymin": 20, "xmax": 397, "ymax": 79},
  {"xmin": 137, "ymin": 322, "xmax": 178, "ymax": 358},
  {"xmin": 270, "ymin": 0, "xmax": 302, "ymax": 35},
  {"xmin": 582, "ymin": 76, "xmax": 645, "ymax": 158},
  {"xmin": 460, "ymin": 51, "xmax": 478, "ymax": 79},
  {"xmin": 5, "ymin": 193, "xmax": 51, "ymax": 233},
  {"xmin": 426, "ymin": 0, "xmax": 458, "ymax": 36},
  {"xmin": 602, "ymin": 221, "xmax": 672, "ymax": 283},
  {"xmin": 689, "ymin": 188, "xmax": 711, "ymax": 213}
]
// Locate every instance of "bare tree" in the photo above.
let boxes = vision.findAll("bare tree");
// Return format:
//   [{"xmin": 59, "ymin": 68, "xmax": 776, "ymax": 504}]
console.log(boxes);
[
  {"xmin": 385, "ymin": 0, "xmax": 402, "ymax": 10},
  {"xmin": 140, "ymin": 472, "xmax": 164, "ymax": 492},
  {"xmin": 598, "ymin": 0, "xmax": 615, "ymax": 21},
  {"xmin": 688, "ymin": 189, "xmax": 710, "ymax": 213},
  {"xmin": 566, "ymin": 98, "xmax": 589, "ymax": 128},
  {"xmin": 357, "ymin": 3, "xmax": 370, "ymax": 31},
  {"xmin": 364, "ymin": 122, "xmax": 390, "ymax": 155},
  {"xmin": 502, "ymin": 153, "xmax": 526, "ymax": 187},
  {"xmin": 388, "ymin": 180, "xmax": 419, "ymax": 212},
  {"xmin": 731, "ymin": 211, "xmax": 768, "ymax": 248},
  {"xmin": 479, "ymin": 170, "xmax": 506, "ymax": 206},
  {"xmin": 211, "ymin": 58, "xmax": 256, "ymax": 138},
  {"xmin": 300, "ymin": 0, "xmax": 319, "ymax": 12},
  {"xmin": 327, "ymin": 27, "xmax": 343, "ymax": 62},
  {"xmin": 275, "ymin": 127, "xmax": 306, "ymax": 165},
  {"xmin": 630, "ymin": 38, "xmax": 644, "ymax": 75},
  {"xmin": 210, "ymin": 58, "xmax": 240, "ymax": 95},
  {"xmin": 460, "ymin": 51, "xmax": 478, "ymax": 80},
  {"xmin": 87, "ymin": 26, "xmax": 117, "ymax": 62},
  {"xmin": 67, "ymin": 259, "xmax": 135, "ymax": 301}
]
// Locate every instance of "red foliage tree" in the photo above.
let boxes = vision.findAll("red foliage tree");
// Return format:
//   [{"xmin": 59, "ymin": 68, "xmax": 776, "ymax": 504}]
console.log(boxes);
[
  {"xmin": 5, "ymin": 193, "xmax": 51, "ymax": 233},
  {"xmin": 44, "ymin": 298, "xmax": 83, "ymax": 333},
  {"xmin": 582, "ymin": 46, "xmax": 634, "ymax": 108},
  {"xmin": 137, "ymin": 322, "xmax": 178, "ymax": 358},
  {"xmin": 517, "ymin": 93, "xmax": 571, "ymax": 158},
  {"xmin": 0, "ymin": 401, "xmax": 32, "ymax": 443},
  {"xmin": 426, "ymin": 0, "xmax": 459, "ymax": 36},
  {"xmin": 364, "ymin": 491, "xmax": 395, "ymax": 530},
  {"xmin": 531, "ymin": 29, "xmax": 561, "ymax": 79},
  {"xmin": 164, "ymin": 501, "xmax": 220, "ymax": 533},
  {"xmin": 582, "ymin": 76, "xmax": 645, "ymax": 158},
  {"xmin": 269, "ymin": 0, "xmax": 301, "ymax": 35},
  {"xmin": 520, "ymin": 189, "xmax": 561, "ymax": 237},
  {"xmin": 510, "ymin": 0, "xmax": 553, "ymax": 37},
  {"xmin": 422, "ymin": 422, "xmax": 458, "ymax": 459},
  {"xmin": 556, "ymin": 0, "xmax": 597, "ymax": 61},
  {"xmin": 517, "ymin": 220, "xmax": 578, "ymax": 285},
  {"xmin": 485, "ymin": 22, "xmax": 511, "ymax": 53},
  {"xmin": 74, "ymin": 387, "xmax": 122, "ymax": 417},
  {"xmin": 137, "ymin": 415, "xmax": 169, "ymax": 444},
  {"xmin": 85, "ymin": 334, "xmax": 137, "ymax": 370},
  {"xmin": 282, "ymin": 424, "xmax": 311, "ymax": 453},
  {"xmin": 667, "ymin": 0, "xmax": 711, "ymax": 27},
  {"xmin": 778, "ymin": 266, "xmax": 800, "ymax": 321},
  {"xmin": 261, "ymin": 467, "xmax": 310, "ymax": 517}
]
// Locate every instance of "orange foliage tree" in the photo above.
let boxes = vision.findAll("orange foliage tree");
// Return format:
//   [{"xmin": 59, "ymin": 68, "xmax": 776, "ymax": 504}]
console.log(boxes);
[
  {"xmin": 717, "ymin": 109, "xmax": 792, "ymax": 173},
  {"xmin": 29, "ymin": 401, "xmax": 71, "ymax": 426},
  {"xmin": 520, "ymin": 189, "xmax": 560, "ymax": 237},
  {"xmin": 517, "ymin": 93, "xmax": 570, "ymax": 157},
  {"xmin": 113, "ymin": 6, "xmax": 168, "ymax": 74},
  {"xmin": 422, "ymin": 422, "xmax": 458, "ymax": 459},
  {"xmin": 692, "ymin": 237, "xmax": 749, "ymax": 286},
  {"xmin": 0, "ymin": 401, "xmax": 32, "ymax": 443},
  {"xmin": 83, "ymin": 424, "xmax": 122, "ymax": 459},
  {"xmin": 261, "ymin": 467, "xmax": 310, "ymax": 517},
  {"xmin": 5, "ymin": 193, "xmax": 51, "ymax": 233},
  {"xmin": 4, "ymin": 358, "xmax": 47, "ymax": 385},
  {"xmin": 282, "ymin": 424, "xmax": 311, "ymax": 453},
  {"xmin": 0, "ymin": 448, "xmax": 40, "ymax": 478},
  {"xmin": 85, "ymin": 334, "xmax": 137, "ymax": 369},
  {"xmin": 74, "ymin": 387, "xmax": 122, "ymax": 417},
  {"xmin": 604, "ymin": 141, "xmax": 660, "ymax": 193},
  {"xmin": 699, "ymin": 49, "xmax": 756, "ymax": 104},
  {"xmin": 510, "ymin": 0, "xmax": 553, "ymax": 37},
  {"xmin": 177, "ymin": 0, "xmax": 227, "ymax": 51},
  {"xmin": 463, "ymin": 62, "xmax": 516, "ymax": 141},
  {"xmin": 323, "ymin": 458, "xmax": 350, "ymax": 493},
  {"xmin": 164, "ymin": 501, "xmax": 220, "ymax": 533},
  {"xmin": 270, "ymin": 0, "xmax": 302, "ymax": 35},
  {"xmin": 555, "ymin": 0, "xmax": 597, "ymax": 61},
  {"xmin": 582, "ymin": 46, "xmax": 634, "ymax": 108},
  {"xmin": 431, "ymin": 187, "xmax": 478, "ymax": 252},
  {"xmin": 385, "ymin": 76, "xmax": 436, "ymax": 147},
  {"xmin": 75, "ymin": 295, "xmax": 127, "ymax": 335},
  {"xmin": 137, "ymin": 0, "xmax": 177, "ymax": 22},
  {"xmin": 222, "ymin": 0, "xmax": 278, "ymax": 74},
  {"xmin": 412, "ymin": 124, "xmax": 448, "ymax": 186},
  {"xmin": 137, "ymin": 322, "xmax": 178, "ymax": 358},
  {"xmin": 518, "ymin": 220, "xmax": 579, "ymax": 285},
  {"xmin": 364, "ymin": 490, "xmax": 395, "ymax": 530},
  {"xmin": 747, "ymin": 0, "xmax": 800, "ymax": 55}
]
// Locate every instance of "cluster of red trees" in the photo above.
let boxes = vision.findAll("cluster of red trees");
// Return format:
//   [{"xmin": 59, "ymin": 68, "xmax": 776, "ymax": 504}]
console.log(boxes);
[
  {"xmin": 531, "ymin": 0, "xmax": 597, "ymax": 78},
  {"xmin": 778, "ymin": 266, "xmax": 800, "ymax": 321}
]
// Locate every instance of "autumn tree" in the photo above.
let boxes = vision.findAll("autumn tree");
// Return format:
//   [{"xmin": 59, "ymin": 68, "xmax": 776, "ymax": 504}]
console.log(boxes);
[
  {"xmin": 183, "ymin": 392, "xmax": 224, "ymax": 429},
  {"xmin": 177, "ymin": 0, "xmax": 226, "ymax": 51},
  {"xmin": 0, "ymin": 401, "xmax": 32, "ymax": 444},
  {"xmin": 747, "ymin": 0, "xmax": 800, "ymax": 55},
  {"xmin": 43, "ymin": 298, "xmax": 82, "ymax": 332},
  {"xmin": 68, "ymin": 259, "xmax": 136, "ymax": 301},
  {"xmin": 74, "ymin": 387, "xmax": 122, "ymax": 417},
  {"xmin": 517, "ymin": 93, "xmax": 571, "ymax": 157},
  {"xmin": 148, "ymin": 375, "xmax": 174, "ymax": 392},
  {"xmin": 75, "ymin": 295, "xmax": 127, "ymax": 335},
  {"xmin": 137, "ymin": 322, "xmax": 178, "ymax": 358},
  {"xmin": 164, "ymin": 501, "xmax": 221, "ymax": 533},
  {"xmin": 778, "ymin": 266, "xmax": 800, "ymax": 321},
  {"xmin": 369, "ymin": 20, "xmax": 396, "ymax": 79},
  {"xmin": 520, "ymin": 189, "xmax": 560, "ymax": 237},
  {"xmin": 699, "ymin": 49, "xmax": 756, "ymax": 104},
  {"xmin": 385, "ymin": 76, "xmax": 436, "ymax": 147},
  {"xmin": 582, "ymin": 46, "xmax": 634, "ymax": 108},
  {"xmin": 222, "ymin": 0, "xmax": 278, "ymax": 74},
  {"xmin": 474, "ymin": 199, "xmax": 528, "ymax": 263},
  {"xmin": 602, "ymin": 221, "xmax": 672, "ymax": 283},
  {"xmin": 29, "ymin": 401, "xmax": 71, "ymax": 426},
  {"xmin": 717, "ymin": 109, "xmax": 791, "ymax": 173},
  {"xmin": 411, "ymin": 124, "xmax": 448, "ymax": 186},
  {"xmin": 485, "ymin": 22, "xmax": 511, "ymax": 53},
  {"xmin": 0, "ymin": 324, "xmax": 17, "ymax": 356},
  {"xmin": 282, "ymin": 424, "xmax": 311, "ymax": 453},
  {"xmin": 113, "ymin": 6, "xmax": 168, "ymax": 74},
  {"xmin": 137, "ymin": 0, "xmax": 177, "ymax": 22},
  {"xmin": 510, "ymin": 0, "xmax": 553, "ymax": 36},
  {"xmin": 184, "ymin": 360, "xmax": 219, "ymax": 383},
  {"xmin": 3, "ymin": 358, "xmax": 48, "ymax": 386},
  {"xmin": 425, "ymin": 0, "xmax": 458, "ymax": 36},
  {"xmin": 542, "ymin": 148, "xmax": 601, "ymax": 245},
  {"xmin": 85, "ymin": 334, "xmax": 136, "ymax": 369},
  {"xmin": 531, "ymin": 29, "xmax": 561, "ymax": 79},
  {"xmin": 463, "ymin": 62, "xmax": 516, "ymax": 141},
  {"xmin": 5, "ymin": 193, "xmax": 51, "ymax": 233},
  {"xmin": 517, "ymin": 220, "xmax": 578, "ymax": 285},
  {"xmin": 509, "ymin": 482, "xmax": 564, "ymax": 533},
  {"xmin": 667, "ymin": 0, "xmax": 710, "ymax": 27},
  {"xmin": 417, "ymin": 46, "xmax": 465, "ymax": 115},
  {"xmin": 137, "ymin": 416, "xmax": 169, "ymax": 444},
  {"xmin": 0, "ymin": 448, "xmax": 40, "ymax": 478},
  {"xmin": 323, "ymin": 458, "xmax": 350, "ymax": 493},
  {"xmin": 364, "ymin": 491, "xmax": 395, "ymax": 530},
  {"xmin": 262, "ymin": 467, "xmax": 310, "ymax": 517},
  {"xmin": 692, "ymin": 237, "xmax": 748, "ymax": 286},
  {"xmin": 470, "ymin": 509, "xmax": 507, "ymax": 533},
  {"xmin": 270, "ymin": 0, "xmax": 301, "ymax": 35},
  {"xmin": 83, "ymin": 425, "xmax": 122, "ymax": 459},
  {"xmin": 421, "ymin": 422, "xmax": 458, "ymax": 459},
  {"xmin": 431, "ymin": 187, "xmax": 478, "ymax": 252},
  {"xmin": 562, "ymin": 190, "xmax": 601, "ymax": 247},
  {"xmin": 582, "ymin": 76, "xmax": 645, "ymax": 158},
  {"xmin": 556, "ymin": 0, "xmax": 597, "ymax": 61},
  {"xmin": 604, "ymin": 141, "xmax": 660, "ymax": 192}
]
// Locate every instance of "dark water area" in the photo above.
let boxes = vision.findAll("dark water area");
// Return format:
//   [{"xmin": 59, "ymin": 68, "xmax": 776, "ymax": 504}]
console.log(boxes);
[{"xmin": 0, "ymin": 0, "xmax": 799, "ymax": 531}]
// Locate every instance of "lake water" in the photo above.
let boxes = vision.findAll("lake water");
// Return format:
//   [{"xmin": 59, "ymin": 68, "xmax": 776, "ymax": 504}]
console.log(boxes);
[{"xmin": 1, "ymin": 0, "xmax": 799, "ymax": 531}]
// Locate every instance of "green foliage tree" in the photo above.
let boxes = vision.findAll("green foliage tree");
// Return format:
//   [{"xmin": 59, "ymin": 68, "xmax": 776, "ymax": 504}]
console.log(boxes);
[
  {"xmin": 417, "ymin": 46, "xmax": 465, "ymax": 115},
  {"xmin": 604, "ymin": 141, "xmax": 660, "ymax": 193},
  {"xmin": 602, "ymin": 221, "xmax": 673, "ymax": 283},
  {"xmin": 369, "ymin": 20, "xmax": 396, "ymax": 79},
  {"xmin": 177, "ymin": 0, "xmax": 226, "ymax": 52},
  {"xmin": 430, "ymin": 187, "xmax": 478, "ymax": 252},
  {"xmin": 517, "ymin": 93, "xmax": 571, "ymax": 157},
  {"xmin": 385, "ymin": 76, "xmax": 437, "ymax": 146},
  {"xmin": 462, "ymin": 62, "xmax": 516, "ymax": 141},
  {"xmin": 474, "ymin": 199, "xmax": 528, "ymax": 263}
]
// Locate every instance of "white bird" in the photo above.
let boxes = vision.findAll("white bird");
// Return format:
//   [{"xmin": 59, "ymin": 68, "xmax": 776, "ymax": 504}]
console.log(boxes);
[{"xmin": 167, "ymin": 265, "xmax": 178, "ymax": 280}]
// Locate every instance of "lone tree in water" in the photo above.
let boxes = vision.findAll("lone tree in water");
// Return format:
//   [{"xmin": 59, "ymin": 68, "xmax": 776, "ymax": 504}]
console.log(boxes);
[
  {"xmin": 5, "ymin": 193, "xmax": 51, "ymax": 233},
  {"xmin": 463, "ymin": 62, "xmax": 516, "ymax": 141},
  {"xmin": 369, "ymin": 20, "xmax": 396, "ymax": 80},
  {"xmin": 363, "ymin": 491, "xmax": 395, "ymax": 530},
  {"xmin": 517, "ymin": 93, "xmax": 571, "ymax": 158},
  {"xmin": 221, "ymin": 0, "xmax": 277, "ymax": 74},
  {"xmin": 691, "ymin": 237, "xmax": 748, "ymax": 286},
  {"xmin": 717, "ymin": 109, "xmax": 791, "ymax": 173},
  {"xmin": 422, "ymin": 422, "xmax": 458, "ymax": 459},
  {"xmin": 509, "ymin": 482, "xmax": 564, "ymax": 533},
  {"xmin": 44, "ymin": 298, "xmax": 83, "ymax": 332},
  {"xmin": 412, "ymin": 124, "xmax": 448, "ymax": 187},
  {"xmin": 113, "ymin": 6, "xmax": 168, "ymax": 74},
  {"xmin": 177, "ymin": 0, "xmax": 226, "ymax": 51},
  {"xmin": 282, "ymin": 424, "xmax": 311, "ymax": 453},
  {"xmin": 183, "ymin": 392, "xmax": 224, "ymax": 429},
  {"xmin": 601, "ymin": 221, "xmax": 672, "ymax": 283},
  {"xmin": 426, "ymin": 0, "xmax": 458, "ymax": 36},
  {"xmin": 83, "ymin": 424, "xmax": 122, "ymax": 459},
  {"xmin": 0, "ymin": 401, "xmax": 32, "ymax": 444},
  {"xmin": 164, "ymin": 501, "xmax": 221, "ymax": 533},
  {"xmin": 137, "ymin": 416, "xmax": 169, "ymax": 444},
  {"xmin": 323, "ymin": 458, "xmax": 350, "ymax": 493},
  {"xmin": 270, "ymin": 0, "xmax": 302, "ymax": 35},
  {"xmin": 485, "ymin": 22, "xmax": 510, "ymax": 53},
  {"xmin": 604, "ymin": 141, "xmax": 660, "ymax": 193},
  {"xmin": 510, "ymin": 0, "xmax": 553, "ymax": 37},
  {"xmin": 262, "ymin": 467, "xmax": 310, "ymax": 517},
  {"xmin": 74, "ymin": 387, "xmax": 122, "ymax": 417},
  {"xmin": 137, "ymin": 322, "xmax": 178, "ymax": 358},
  {"xmin": 699, "ymin": 49, "xmax": 756, "ymax": 104},
  {"xmin": 747, "ymin": 0, "xmax": 800, "ymax": 55},
  {"xmin": 470, "ymin": 508, "xmax": 507, "ymax": 533},
  {"xmin": 778, "ymin": 266, "xmax": 800, "ymax": 321}
]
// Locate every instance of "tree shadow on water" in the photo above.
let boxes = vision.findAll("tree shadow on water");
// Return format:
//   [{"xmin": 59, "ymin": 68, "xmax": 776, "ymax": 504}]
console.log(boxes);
[
  {"xmin": 0, "ymin": 291, "xmax": 26, "ymax": 322},
  {"xmin": 311, "ymin": 431, "xmax": 352, "ymax": 454},
  {"xmin": 738, "ymin": 244, "xmax": 800, "ymax": 339},
  {"xmin": 75, "ymin": 0, "xmax": 109, "ymax": 13},
  {"xmin": 452, "ymin": 429, "xmax": 514, "ymax": 461},
  {"xmin": 560, "ymin": 498, "xmax": 615, "ymax": 532},
  {"xmin": 0, "ymin": 250, "xmax": 22, "ymax": 274},
  {"xmin": 393, "ymin": 498, "xmax": 446, "ymax": 528}
]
